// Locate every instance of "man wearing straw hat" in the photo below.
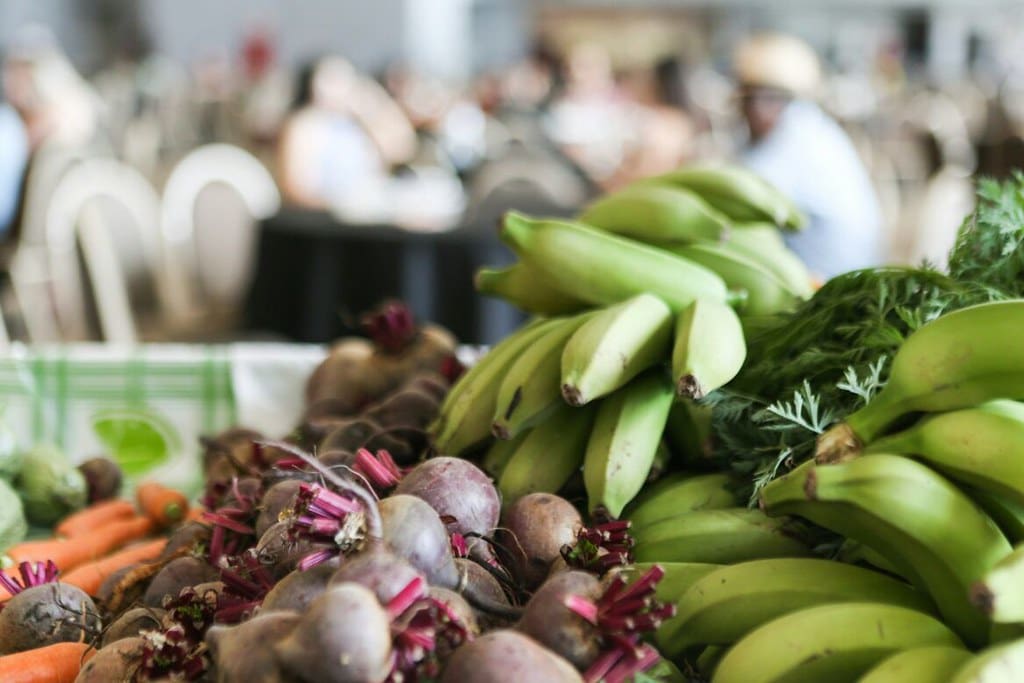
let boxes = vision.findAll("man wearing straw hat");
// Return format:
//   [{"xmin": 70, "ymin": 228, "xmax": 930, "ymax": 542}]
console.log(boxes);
[{"xmin": 734, "ymin": 33, "xmax": 883, "ymax": 279}]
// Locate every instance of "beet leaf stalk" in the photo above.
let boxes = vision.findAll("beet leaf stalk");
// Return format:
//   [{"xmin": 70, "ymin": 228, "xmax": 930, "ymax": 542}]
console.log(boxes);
[
  {"xmin": 386, "ymin": 576, "xmax": 472, "ymax": 681},
  {"xmin": 564, "ymin": 565, "xmax": 675, "ymax": 683},
  {"xmin": 216, "ymin": 549, "xmax": 277, "ymax": 623},
  {"xmin": 0, "ymin": 560, "xmax": 59, "ymax": 604},
  {"xmin": 562, "ymin": 520, "xmax": 635, "ymax": 574}
]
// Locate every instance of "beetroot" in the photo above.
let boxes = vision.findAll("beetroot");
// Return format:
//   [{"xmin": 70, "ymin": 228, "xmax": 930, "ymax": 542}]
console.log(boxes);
[
  {"xmin": 404, "ymin": 372, "xmax": 449, "ymax": 402},
  {"xmin": 517, "ymin": 570, "xmax": 602, "ymax": 669},
  {"xmin": 159, "ymin": 521, "xmax": 211, "ymax": 561},
  {"xmin": 77, "ymin": 456, "xmax": 122, "ymax": 503},
  {"xmin": 320, "ymin": 417, "xmax": 382, "ymax": 453},
  {"xmin": 380, "ymin": 494, "xmax": 460, "ymax": 588},
  {"xmin": 497, "ymin": 493, "xmax": 582, "ymax": 589},
  {"xmin": 74, "ymin": 636, "xmax": 145, "ymax": 683},
  {"xmin": 394, "ymin": 457, "xmax": 500, "ymax": 546},
  {"xmin": 256, "ymin": 479, "xmax": 303, "ymax": 537},
  {"xmin": 440, "ymin": 630, "xmax": 582, "ymax": 683},
  {"xmin": 206, "ymin": 610, "xmax": 300, "ymax": 683},
  {"xmin": 363, "ymin": 388, "xmax": 440, "ymax": 429},
  {"xmin": 256, "ymin": 520, "xmax": 334, "ymax": 579},
  {"xmin": 0, "ymin": 582, "xmax": 101, "ymax": 654},
  {"xmin": 328, "ymin": 542, "xmax": 424, "ymax": 605},
  {"xmin": 428, "ymin": 587, "xmax": 479, "ymax": 637},
  {"xmin": 262, "ymin": 563, "xmax": 335, "ymax": 612},
  {"xmin": 275, "ymin": 583, "xmax": 392, "ymax": 683},
  {"xmin": 454, "ymin": 558, "xmax": 509, "ymax": 608},
  {"xmin": 144, "ymin": 557, "xmax": 219, "ymax": 607},
  {"xmin": 524, "ymin": 566, "xmax": 675, "ymax": 682},
  {"xmin": 102, "ymin": 607, "xmax": 165, "ymax": 646}
]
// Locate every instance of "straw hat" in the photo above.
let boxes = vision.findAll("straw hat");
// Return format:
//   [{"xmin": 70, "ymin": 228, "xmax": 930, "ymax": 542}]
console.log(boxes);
[{"xmin": 733, "ymin": 33, "xmax": 822, "ymax": 97}]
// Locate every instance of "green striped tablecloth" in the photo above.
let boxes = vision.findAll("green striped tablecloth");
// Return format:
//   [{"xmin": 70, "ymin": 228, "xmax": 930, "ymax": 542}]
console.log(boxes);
[{"xmin": 0, "ymin": 343, "xmax": 325, "ymax": 495}]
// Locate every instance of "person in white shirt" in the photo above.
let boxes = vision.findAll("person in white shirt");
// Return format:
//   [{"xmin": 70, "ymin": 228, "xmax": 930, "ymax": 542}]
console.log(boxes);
[{"xmin": 734, "ymin": 34, "xmax": 883, "ymax": 280}]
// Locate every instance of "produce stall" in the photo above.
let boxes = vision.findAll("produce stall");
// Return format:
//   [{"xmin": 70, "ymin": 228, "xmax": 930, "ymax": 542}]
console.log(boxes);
[{"xmin": 2, "ymin": 166, "xmax": 1024, "ymax": 683}]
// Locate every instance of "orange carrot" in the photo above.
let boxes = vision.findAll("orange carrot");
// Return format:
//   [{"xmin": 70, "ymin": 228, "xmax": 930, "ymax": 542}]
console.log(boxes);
[
  {"xmin": 55, "ymin": 499, "xmax": 136, "ymax": 539},
  {"xmin": 7, "ymin": 516, "xmax": 154, "ymax": 571},
  {"xmin": 136, "ymin": 482, "xmax": 189, "ymax": 527},
  {"xmin": 0, "ymin": 642, "xmax": 94, "ymax": 683},
  {"xmin": 61, "ymin": 538, "xmax": 168, "ymax": 596}
]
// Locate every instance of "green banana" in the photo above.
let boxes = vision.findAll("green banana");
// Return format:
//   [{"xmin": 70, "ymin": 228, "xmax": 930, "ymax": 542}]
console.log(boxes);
[
  {"xmin": 712, "ymin": 602, "xmax": 962, "ymax": 683},
  {"xmin": 760, "ymin": 455, "xmax": 1013, "ymax": 647},
  {"xmin": 497, "ymin": 402, "xmax": 595, "ymax": 503},
  {"xmin": 696, "ymin": 646, "xmax": 726, "ymax": 679},
  {"xmin": 856, "ymin": 646, "xmax": 972, "ymax": 683},
  {"xmin": 560, "ymin": 293, "xmax": 673, "ymax": 406},
  {"xmin": 970, "ymin": 487, "xmax": 1024, "ymax": 544},
  {"xmin": 817, "ymin": 301, "xmax": 1024, "ymax": 462},
  {"xmin": 474, "ymin": 262, "xmax": 588, "ymax": 315},
  {"xmin": 624, "ymin": 472, "xmax": 739, "ymax": 530},
  {"xmin": 672, "ymin": 298, "xmax": 747, "ymax": 399},
  {"xmin": 582, "ymin": 370, "xmax": 675, "ymax": 517},
  {"xmin": 664, "ymin": 400, "xmax": 714, "ymax": 466},
  {"xmin": 628, "ymin": 561, "xmax": 722, "ymax": 605},
  {"xmin": 480, "ymin": 429, "xmax": 529, "ymax": 480},
  {"xmin": 727, "ymin": 222, "xmax": 786, "ymax": 250},
  {"xmin": 865, "ymin": 400, "xmax": 1024, "ymax": 505},
  {"xmin": 668, "ymin": 242, "xmax": 803, "ymax": 317},
  {"xmin": 631, "ymin": 507, "xmax": 811, "ymax": 565},
  {"xmin": 951, "ymin": 639, "xmax": 1024, "ymax": 682},
  {"xmin": 578, "ymin": 184, "xmax": 731, "ymax": 244},
  {"xmin": 645, "ymin": 164, "xmax": 805, "ymax": 229},
  {"xmin": 720, "ymin": 232, "xmax": 813, "ymax": 298},
  {"xmin": 971, "ymin": 544, "xmax": 1024, "ymax": 623},
  {"xmin": 500, "ymin": 212, "xmax": 729, "ymax": 311},
  {"xmin": 657, "ymin": 558, "xmax": 935, "ymax": 657},
  {"xmin": 837, "ymin": 539, "xmax": 906, "ymax": 578},
  {"xmin": 492, "ymin": 311, "xmax": 596, "ymax": 439},
  {"xmin": 433, "ymin": 319, "xmax": 559, "ymax": 455}
]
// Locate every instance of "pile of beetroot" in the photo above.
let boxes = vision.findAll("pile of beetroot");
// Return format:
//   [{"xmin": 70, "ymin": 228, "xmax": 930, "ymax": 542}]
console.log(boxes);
[{"xmin": 3, "ymin": 303, "xmax": 676, "ymax": 683}]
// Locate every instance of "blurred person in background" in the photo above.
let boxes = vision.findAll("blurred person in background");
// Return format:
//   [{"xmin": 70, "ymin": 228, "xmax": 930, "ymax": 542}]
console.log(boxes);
[
  {"xmin": 277, "ymin": 56, "xmax": 416, "ymax": 209},
  {"xmin": 2, "ymin": 25, "xmax": 105, "ymax": 152},
  {"xmin": 544, "ymin": 43, "xmax": 630, "ymax": 185},
  {"xmin": 605, "ymin": 57, "xmax": 695, "ymax": 190},
  {"xmin": 734, "ymin": 33, "xmax": 882, "ymax": 279},
  {"xmin": 0, "ymin": 103, "xmax": 28, "ymax": 238}
]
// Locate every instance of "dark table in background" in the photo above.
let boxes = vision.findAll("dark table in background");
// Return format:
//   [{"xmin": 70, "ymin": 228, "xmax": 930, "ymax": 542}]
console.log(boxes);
[{"xmin": 243, "ymin": 209, "xmax": 532, "ymax": 345}]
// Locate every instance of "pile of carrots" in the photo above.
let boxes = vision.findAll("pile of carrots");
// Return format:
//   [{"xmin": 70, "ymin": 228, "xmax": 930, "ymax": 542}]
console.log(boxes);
[{"xmin": 0, "ymin": 481, "xmax": 193, "ymax": 682}]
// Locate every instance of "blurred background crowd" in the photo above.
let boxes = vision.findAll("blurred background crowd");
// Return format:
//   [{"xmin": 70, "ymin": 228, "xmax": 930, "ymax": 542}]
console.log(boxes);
[{"xmin": 1, "ymin": 0, "xmax": 1022, "ymax": 345}]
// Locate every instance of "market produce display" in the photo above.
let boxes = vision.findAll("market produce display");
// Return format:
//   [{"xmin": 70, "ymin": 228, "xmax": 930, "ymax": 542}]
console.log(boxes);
[{"xmin": 6, "ymin": 169, "xmax": 1024, "ymax": 681}]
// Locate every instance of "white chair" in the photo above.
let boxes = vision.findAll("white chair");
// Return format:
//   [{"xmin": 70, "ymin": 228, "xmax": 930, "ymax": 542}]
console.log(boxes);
[
  {"xmin": 43, "ymin": 158, "xmax": 167, "ymax": 342},
  {"xmin": 160, "ymin": 144, "xmax": 280, "ymax": 327}
]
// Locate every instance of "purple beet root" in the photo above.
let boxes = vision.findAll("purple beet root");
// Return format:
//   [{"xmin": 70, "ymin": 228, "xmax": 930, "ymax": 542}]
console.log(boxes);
[
  {"xmin": 274, "ymin": 584, "xmax": 392, "ymax": 683},
  {"xmin": 102, "ymin": 607, "xmax": 165, "ymax": 647},
  {"xmin": 0, "ymin": 583, "xmax": 101, "ymax": 654},
  {"xmin": 516, "ymin": 570, "xmax": 602, "ymax": 669},
  {"xmin": 379, "ymin": 494, "xmax": 460, "ymax": 588},
  {"xmin": 439, "ymin": 630, "xmax": 583, "ymax": 683},
  {"xmin": 256, "ymin": 520, "xmax": 334, "ymax": 579},
  {"xmin": 496, "ymin": 493, "xmax": 582, "ymax": 590},
  {"xmin": 394, "ymin": 457, "xmax": 500, "ymax": 542},
  {"xmin": 262, "ymin": 563, "xmax": 335, "ymax": 612},
  {"xmin": 75, "ymin": 636, "xmax": 146, "ymax": 683},
  {"xmin": 328, "ymin": 541, "xmax": 424, "ymax": 605},
  {"xmin": 256, "ymin": 480, "xmax": 303, "ymax": 537},
  {"xmin": 207, "ymin": 610, "xmax": 301, "ymax": 683},
  {"xmin": 143, "ymin": 557, "xmax": 219, "ymax": 608}
]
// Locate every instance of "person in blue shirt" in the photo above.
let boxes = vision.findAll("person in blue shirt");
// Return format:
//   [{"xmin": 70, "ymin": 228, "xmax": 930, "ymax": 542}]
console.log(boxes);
[
  {"xmin": 734, "ymin": 34, "xmax": 883, "ymax": 280},
  {"xmin": 0, "ymin": 104, "xmax": 29, "ymax": 238}
]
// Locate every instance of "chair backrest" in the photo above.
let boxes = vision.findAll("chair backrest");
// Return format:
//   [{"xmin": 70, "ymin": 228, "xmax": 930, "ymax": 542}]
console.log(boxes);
[
  {"xmin": 160, "ymin": 144, "xmax": 280, "ymax": 318},
  {"xmin": 44, "ymin": 157, "xmax": 164, "ymax": 342}
]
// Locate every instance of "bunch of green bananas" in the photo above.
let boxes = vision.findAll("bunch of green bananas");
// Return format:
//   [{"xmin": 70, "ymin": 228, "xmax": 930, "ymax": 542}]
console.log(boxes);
[
  {"xmin": 626, "ymin": 301, "xmax": 1024, "ymax": 681},
  {"xmin": 432, "ymin": 164, "xmax": 812, "ymax": 520}
]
